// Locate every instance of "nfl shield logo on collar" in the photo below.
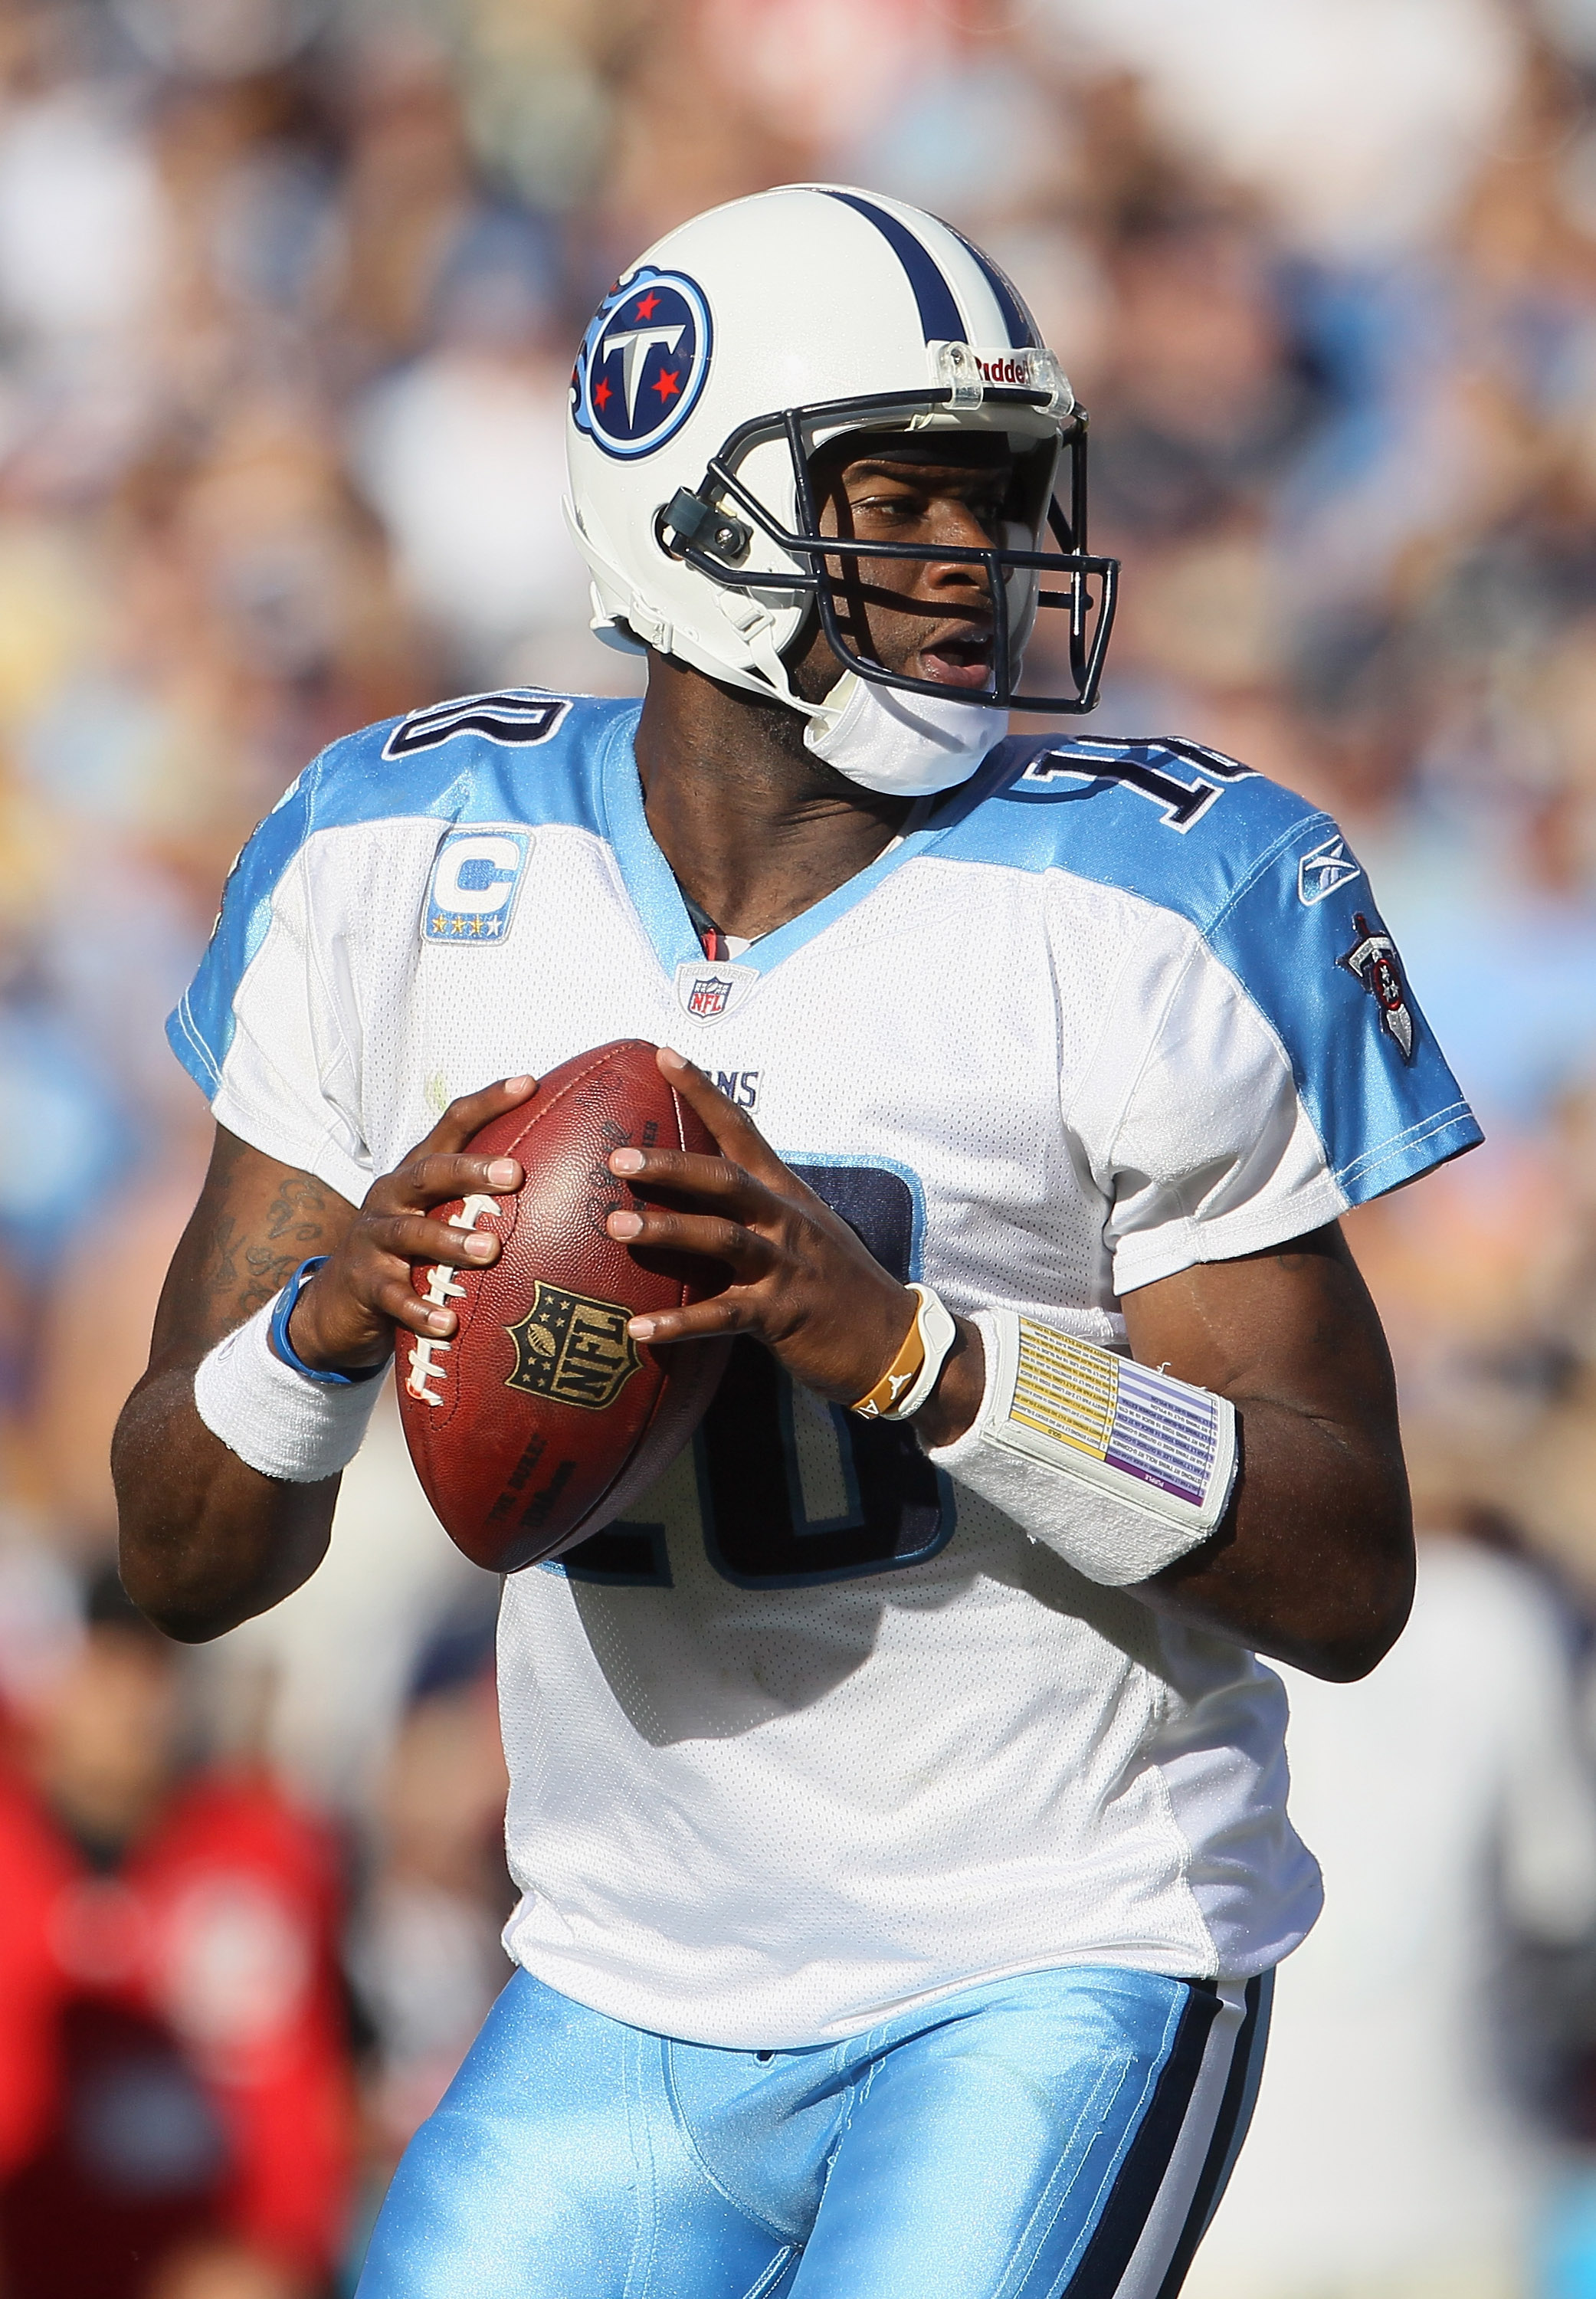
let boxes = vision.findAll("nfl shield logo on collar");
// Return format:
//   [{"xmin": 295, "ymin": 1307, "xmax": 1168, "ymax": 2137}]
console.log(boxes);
[
  {"xmin": 689, "ymin": 973, "xmax": 733, "ymax": 1018},
  {"xmin": 424, "ymin": 829, "xmax": 532, "ymax": 944},
  {"xmin": 673, "ymin": 960, "xmax": 757, "ymax": 1022}
]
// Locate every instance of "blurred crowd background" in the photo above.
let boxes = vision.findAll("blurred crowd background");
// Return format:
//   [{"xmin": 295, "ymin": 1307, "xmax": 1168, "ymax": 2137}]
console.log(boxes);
[{"xmin": 0, "ymin": 0, "xmax": 1593, "ymax": 2291}]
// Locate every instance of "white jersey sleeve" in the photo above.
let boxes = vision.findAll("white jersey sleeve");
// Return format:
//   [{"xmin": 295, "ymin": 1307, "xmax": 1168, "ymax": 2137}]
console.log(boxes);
[
  {"xmin": 1086, "ymin": 920, "xmax": 1353, "ymax": 1294},
  {"xmin": 170, "ymin": 761, "xmax": 373, "ymax": 1203},
  {"xmin": 979, "ymin": 736, "xmax": 1480, "ymax": 1297}
]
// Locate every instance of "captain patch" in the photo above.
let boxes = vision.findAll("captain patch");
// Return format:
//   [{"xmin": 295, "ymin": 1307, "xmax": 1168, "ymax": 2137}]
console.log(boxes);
[{"xmin": 424, "ymin": 829, "xmax": 532, "ymax": 944}]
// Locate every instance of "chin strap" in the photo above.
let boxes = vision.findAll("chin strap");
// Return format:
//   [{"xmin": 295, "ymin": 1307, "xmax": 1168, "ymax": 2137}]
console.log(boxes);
[
  {"xmin": 804, "ymin": 674, "xmax": 1007, "ymax": 797},
  {"xmin": 713, "ymin": 591, "xmax": 833, "ymax": 718},
  {"xmin": 605, "ymin": 572, "xmax": 1003, "ymax": 784}
]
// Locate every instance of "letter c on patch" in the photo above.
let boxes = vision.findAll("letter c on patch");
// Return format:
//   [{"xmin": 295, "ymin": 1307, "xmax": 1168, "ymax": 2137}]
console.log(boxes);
[{"xmin": 433, "ymin": 835, "xmax": 523, "ymax": 913}]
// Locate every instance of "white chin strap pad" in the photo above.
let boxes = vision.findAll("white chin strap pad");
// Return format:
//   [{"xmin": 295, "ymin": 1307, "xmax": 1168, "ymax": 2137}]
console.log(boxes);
[{"xmin": 803, "ymin": 674, "xmax": 1007, "ymax": 797}]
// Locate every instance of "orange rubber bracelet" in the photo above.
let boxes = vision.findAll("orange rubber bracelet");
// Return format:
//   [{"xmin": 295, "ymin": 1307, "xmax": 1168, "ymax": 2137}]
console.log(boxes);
[{"xmin": 850, "ymin": 1297, "xmax": 928, "ymax": 1419}]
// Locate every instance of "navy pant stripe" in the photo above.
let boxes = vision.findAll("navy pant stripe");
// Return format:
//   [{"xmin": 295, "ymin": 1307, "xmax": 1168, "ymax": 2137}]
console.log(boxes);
[
  {"xmin": 1065, "ymin": 1980, "xmax": 1224, "ymax": 2298},
  {"xmin": 1151, "ymin": 1971, "xmax": 1272, "ymax": 2299}
]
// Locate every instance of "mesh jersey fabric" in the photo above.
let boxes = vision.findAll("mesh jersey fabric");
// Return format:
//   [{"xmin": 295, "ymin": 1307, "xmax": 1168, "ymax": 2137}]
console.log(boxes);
[{"xmin": 169, "ymin": 690, "xmax": 1480, "ymax": 2049}]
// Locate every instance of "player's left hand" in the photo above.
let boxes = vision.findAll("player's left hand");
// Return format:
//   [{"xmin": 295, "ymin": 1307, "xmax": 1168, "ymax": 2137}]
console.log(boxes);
[{"xmin": 604, "ymin": 1048, "xmax": 918, "ymax": 1408}]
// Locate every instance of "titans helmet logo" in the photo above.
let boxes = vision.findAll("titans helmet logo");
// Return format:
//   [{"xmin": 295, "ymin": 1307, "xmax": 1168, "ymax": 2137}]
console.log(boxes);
[{"xmin": 573, "ymin": 268, "xmax": 713, "ymax": 460}]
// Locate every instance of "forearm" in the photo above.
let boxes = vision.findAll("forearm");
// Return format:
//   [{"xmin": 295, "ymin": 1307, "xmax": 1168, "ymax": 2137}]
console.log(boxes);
[
  {"xmin": 1124, "ymin": 1230, "xmax": 1414, "ymax": 1679},
  {"xmin": 910, "ymin": 1313, "xmax": 985, "ymax": 1449},
  {"xmin": 916, "ymin": 1228, "xmax": 1414, "ymax": 1681},
  {"xmin": 113, "ymin": 1100, "xmax": 534, "ymax": 1639},
  {"xmin": 113, "ymin": 1360, "xmax": 339, "ymax": 1641},
  {"xmin": 1141, "ymin": 1395, "xmax": 1412, "ymax": 1679}
]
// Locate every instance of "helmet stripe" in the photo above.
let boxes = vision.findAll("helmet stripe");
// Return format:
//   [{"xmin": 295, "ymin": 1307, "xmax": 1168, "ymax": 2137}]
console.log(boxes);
[
  {"xmin": 940, "ymin": 221, "xmax": 1039, "ymax": 349},
  {"xmin": 814, "ymin": 188, "xmax": 964, "ymax": 346}
]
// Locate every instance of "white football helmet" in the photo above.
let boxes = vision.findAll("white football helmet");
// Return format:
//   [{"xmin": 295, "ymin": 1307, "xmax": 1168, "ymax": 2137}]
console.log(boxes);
[{"xmin": 562, "ymin": 184, "xmax": 1117, "ymax": 717}]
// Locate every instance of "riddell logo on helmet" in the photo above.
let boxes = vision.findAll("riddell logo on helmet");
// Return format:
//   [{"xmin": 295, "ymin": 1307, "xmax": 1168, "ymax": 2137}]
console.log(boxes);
[
  {"xmin": 573, "ymin": 267, "xmax": 713, "ymax": 461},
  {"xmin": 976, "ymin": 353, "xmax": 1033, "ymax": 386}
]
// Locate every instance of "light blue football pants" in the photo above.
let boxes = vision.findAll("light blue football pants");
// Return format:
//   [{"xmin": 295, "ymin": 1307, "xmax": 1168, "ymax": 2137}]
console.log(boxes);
[{"xmin": 356, "ymin": 1960, "xmax": 1271, "ymax": 2299}]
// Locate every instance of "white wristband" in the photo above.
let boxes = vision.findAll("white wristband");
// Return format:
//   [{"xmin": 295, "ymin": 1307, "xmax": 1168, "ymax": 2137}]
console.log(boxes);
[
  {"xmin": 194, "ymin": 1294, "xmax": 386, "ymax": 1484},
  {"xmin": 924, "ymin": 1309, "xmax": 1237, "ymax": 1586}
]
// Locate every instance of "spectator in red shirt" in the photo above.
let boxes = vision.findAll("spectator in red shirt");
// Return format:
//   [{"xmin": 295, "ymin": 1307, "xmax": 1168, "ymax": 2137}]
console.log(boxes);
[{"xmin": 0, "ymin": 1569, "xmax": 356, "ymax": 2298}]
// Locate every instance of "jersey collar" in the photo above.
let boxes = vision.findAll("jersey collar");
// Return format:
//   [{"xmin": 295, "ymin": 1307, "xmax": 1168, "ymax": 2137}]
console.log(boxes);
[{"xmin": 600, "ymin": 712, "xmax": 952, "ymax": 986}]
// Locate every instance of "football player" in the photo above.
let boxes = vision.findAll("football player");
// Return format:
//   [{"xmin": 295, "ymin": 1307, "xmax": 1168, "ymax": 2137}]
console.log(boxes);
[{"xmin": 114, "ymin": 187, "xmax": 1480, "ymax": 2297}]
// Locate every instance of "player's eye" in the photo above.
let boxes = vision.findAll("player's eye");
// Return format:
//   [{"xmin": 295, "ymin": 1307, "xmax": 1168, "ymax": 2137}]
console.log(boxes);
[{"xmin": 851, "ymin": 489, "xmax": 926, "ymax": 520}]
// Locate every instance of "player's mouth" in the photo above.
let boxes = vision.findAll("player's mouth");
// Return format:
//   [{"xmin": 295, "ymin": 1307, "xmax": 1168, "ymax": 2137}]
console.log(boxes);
[{"xmin": 916, "ymin": 623, "xmax": 995, "ymax": 689}]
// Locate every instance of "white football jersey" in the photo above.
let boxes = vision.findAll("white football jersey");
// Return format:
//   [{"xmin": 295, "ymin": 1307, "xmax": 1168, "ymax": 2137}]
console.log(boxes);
[{"xmin": 172, "ymin": 691, "xmax": 1480, "ymax": 2049}]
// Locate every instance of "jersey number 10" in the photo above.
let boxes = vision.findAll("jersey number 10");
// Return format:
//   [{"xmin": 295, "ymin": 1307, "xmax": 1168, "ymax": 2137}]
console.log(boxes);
[{"xmin": 556, "ymin": 1165, "xmax": 952, "ymax": 1591}]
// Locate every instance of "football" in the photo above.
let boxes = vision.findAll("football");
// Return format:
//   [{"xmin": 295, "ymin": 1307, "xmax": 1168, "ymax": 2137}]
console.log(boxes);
[{"xmin": 395, "ymin": 1039, "xmax": 729, "ymax": 1573}]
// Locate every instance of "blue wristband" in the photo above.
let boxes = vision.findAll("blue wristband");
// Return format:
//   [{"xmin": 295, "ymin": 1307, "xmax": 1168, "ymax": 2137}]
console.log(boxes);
[{"xmin": 269, "ymin": 1258, "xmax": 388, "ymax": 1387}]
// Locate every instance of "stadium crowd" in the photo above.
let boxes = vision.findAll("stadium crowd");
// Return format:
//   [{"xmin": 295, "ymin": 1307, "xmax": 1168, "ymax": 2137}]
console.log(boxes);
[{"xmin": 0, "ymin": 0, "xmax": 1594, "ymax": 2291}]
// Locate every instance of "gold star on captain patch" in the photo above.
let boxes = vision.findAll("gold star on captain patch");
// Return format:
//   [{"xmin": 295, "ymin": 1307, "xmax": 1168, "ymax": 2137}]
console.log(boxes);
[
  {"xmin": 450, "ymin": 916, "xmax": 464, "ymax": 935},
  {"xmin": 469, "ymin": 916, "xmax": 483, "ymax": 935},
  {"xmin": 431, "ymin": 913, "xmax": 446, "ymax": 934}
]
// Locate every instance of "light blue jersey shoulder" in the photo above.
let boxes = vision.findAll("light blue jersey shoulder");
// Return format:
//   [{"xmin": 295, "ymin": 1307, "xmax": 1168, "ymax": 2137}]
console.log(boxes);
[
  {"xmin": 257, "ymin": 687, "xmax": 633, "ymax": 848},
  {"xmin": 169, "ymin": 697, "xmax": 1480, "ymax": 1211},
  {"xmin": 169, "ymin": 689, "xmax": 638, "ymax": 1092},
  {"xmin": 932, "ymin": 730, "xmax": 1481, "ymax": 1202},
  {"xmin": 939, "ymin": 732, "xmax": 1324, "ymax": 917}
]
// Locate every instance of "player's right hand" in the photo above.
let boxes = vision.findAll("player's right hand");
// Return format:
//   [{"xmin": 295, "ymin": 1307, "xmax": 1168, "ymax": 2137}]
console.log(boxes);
[{"xmin": 283, "ymin": 1077, "xmax": 536, "ymax": 1375}]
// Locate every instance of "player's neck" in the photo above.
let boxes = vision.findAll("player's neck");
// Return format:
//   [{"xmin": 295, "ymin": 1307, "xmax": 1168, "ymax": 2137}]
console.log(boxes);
[{"xmin": 634, "ymin": 653, "xmax": 912, "ymax": 946}]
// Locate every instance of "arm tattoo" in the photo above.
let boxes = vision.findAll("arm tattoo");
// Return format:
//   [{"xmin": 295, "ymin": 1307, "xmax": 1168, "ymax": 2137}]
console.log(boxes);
[
  {"xmin": 203, "ymin": 1171, "xmax": 329, "ymax": 1318},
  {"xmin": 264, "ymin": 1172, "xmax": 329, "ymax": 1248}
]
